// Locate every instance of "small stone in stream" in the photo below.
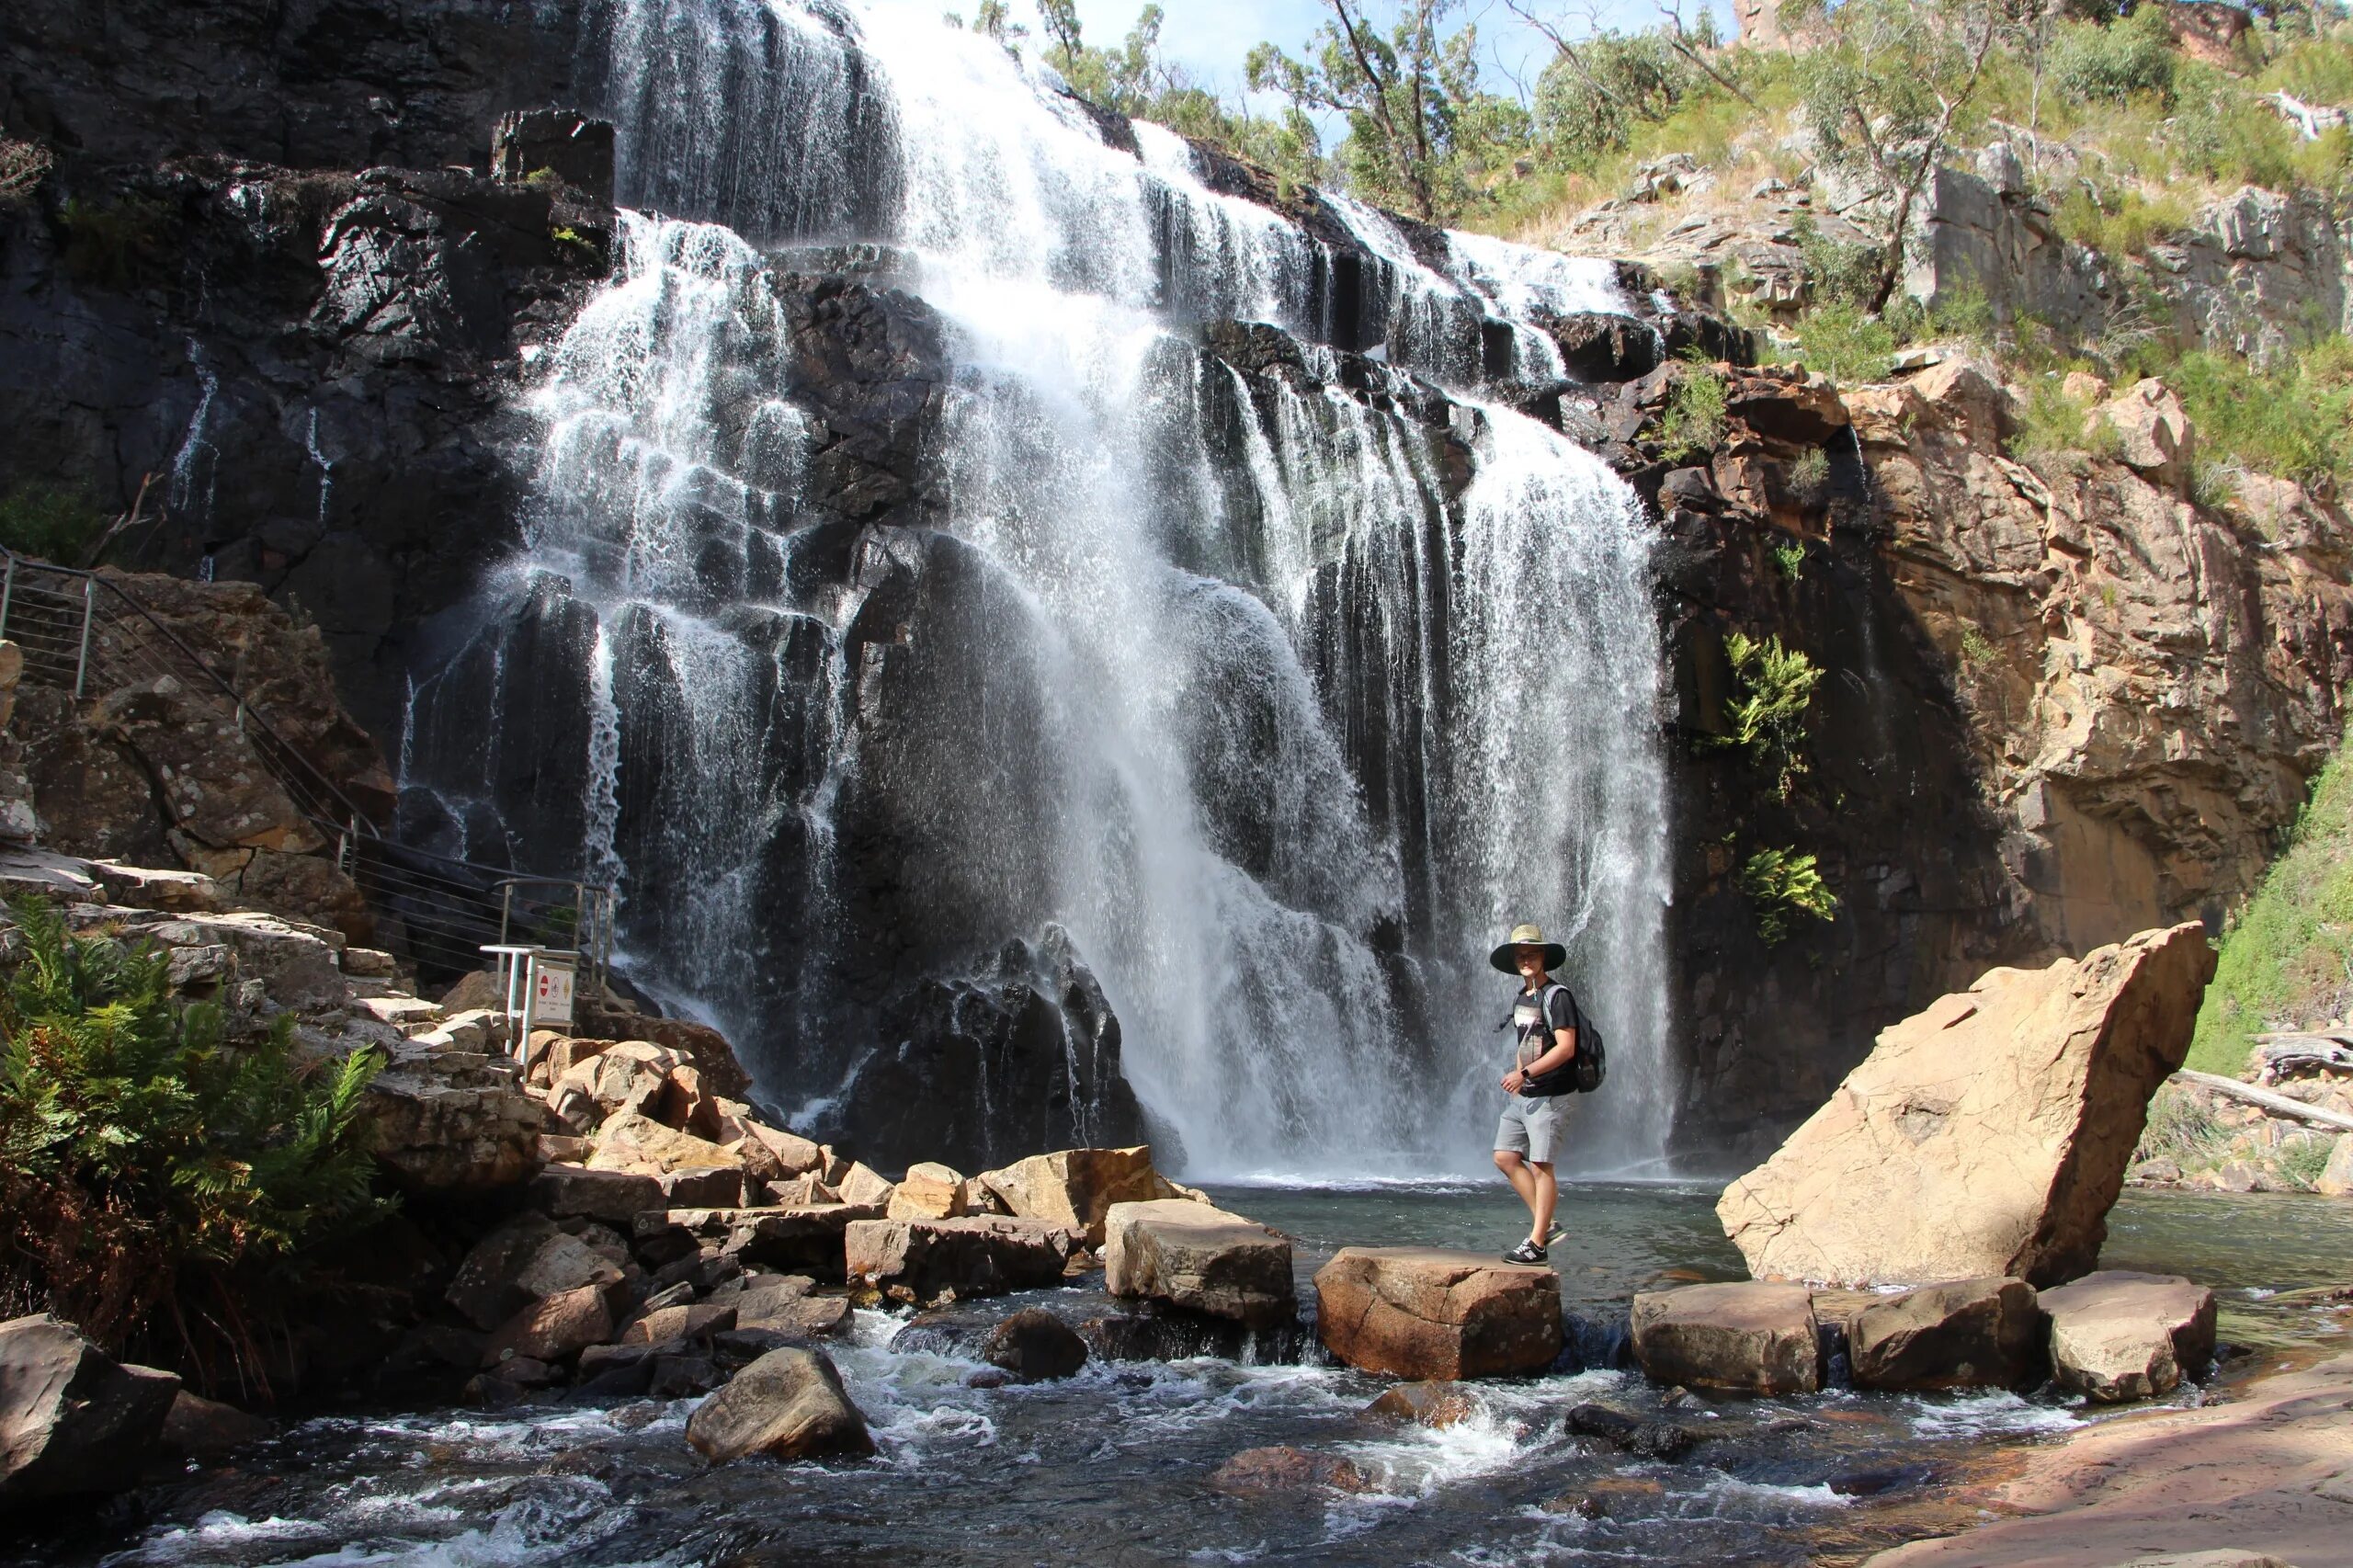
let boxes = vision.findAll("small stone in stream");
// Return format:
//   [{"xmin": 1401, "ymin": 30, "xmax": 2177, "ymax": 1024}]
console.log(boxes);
[
  {"xmin": 1542, "ymin": 1474, "xmax": 1665, "ymax": 1517},
  {"xmin": 1207, "ymin": 1446, "xmax": 1371, "ymax": 1495},
  {"xmin": 686, "ymin": 1347, "xmax": 875, "ymax": 1463},
  {"xmin": 1825, "ymin": 1462, "xmax": 1937, "ymax": 1497},
  {"xmin": 1564, "ymin": 1402, "xmax": 1700, "ymax": 1460},
  {"xmin": 983, "ymin": 1308, "xmax": 1087, "ymax": 1382},
  {"xmin": 158, "ymin": 1391, "xmax": 275, "ymax": 1463},
  {"xmin": 1365, "ymin": 1381, "xmax": 1477, "ymax": 1430},
  {"xmin": 485, "ymin": 1355, "xmax": 558, "ymax": 1388},
  {"xmin": 464, "ymin": 1374, "xmax": 526, "ymax": 1409},
  {"xmin": 964, "ymin": 1368, "xmax": 1011, "ymax": 1389}
]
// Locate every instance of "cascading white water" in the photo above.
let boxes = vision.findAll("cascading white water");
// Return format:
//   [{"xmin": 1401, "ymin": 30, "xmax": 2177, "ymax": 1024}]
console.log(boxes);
[{"xmin": 408, "ymin": 0, "xmax": 1674, "ymax": 1177}]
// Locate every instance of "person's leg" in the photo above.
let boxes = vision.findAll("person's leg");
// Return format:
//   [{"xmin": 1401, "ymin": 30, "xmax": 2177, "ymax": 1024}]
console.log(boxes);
[
  {"xmin": 1528, "ymin": 1161, "xmax": 1557, "ymax": 1244},
  {"xmin": 1493, "ymin": 1148, "xmax": 1538, "ymax": 1218}
]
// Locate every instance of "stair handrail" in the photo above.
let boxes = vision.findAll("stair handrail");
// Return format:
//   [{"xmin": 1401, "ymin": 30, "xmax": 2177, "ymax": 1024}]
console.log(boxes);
[{"xmin": 0, "ymin": 545, "xmax": 615, "ymax": 983}]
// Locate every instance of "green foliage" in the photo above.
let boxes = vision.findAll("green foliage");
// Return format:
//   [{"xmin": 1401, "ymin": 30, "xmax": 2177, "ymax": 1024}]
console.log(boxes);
[
  {"xmin": 0, "ymin": 140, "xmax": 52, "ymax": 207},
  {"xmin": 1957, "ymin": 621, "xmax": 1996, "ymax": 666},
  {"xmin": 1790, "ymin": 211, "xmax": 1882, "ymax": 311},
  {"xmin": 1789, "ymin": 447, "xmax": 1832, "ymax": 506},
  {"xmin": 2007, "ymin": 380, "xmax": 2121, "ymax": 463},
  {"xmin": 1716, "ymin": 631, "xmax": 1823, "ymax": 799},
  {"xmin": 2136, "ymin": 1082, "xmax": 2222, "ymax": 1165},
  {"xmin": 57, "ymin": 193, "xmax": 176, "ymax": 290},
  {"xmin": 0, "ymin": 483, "xmax": 108, "ymax": 564},
  {"xmin": 0, "ymin": 899, "xmax": 392, "ymax": 1387},
  {"xmin": 1530, "ymin": 30, "xmax": 1700, "ymax": 176},
  {"xmin": 2050, "ymin": 8, "xmax": 2177, "ymax": 107},
  {"xmin": 2192, "ymin": 739, "xmax": 2353, "ymax": 1076},
  {"xmin": 2154, "ymin": 340, "xmax": 2353, "ymax": 490},
  {"xmin": 1772, "ymin": 539, "xmax": 1807, "ymax": 581},
  {"xmin": 2279, "ymin": 1130, "xmax": 2335, "ymax": 1190},
  {"xmin": 1738, "ymin": 846, "xmax": 1840, "ymax": 946},
  {"xmin": 2052, "ymin": 180, "xmax": 2198, "ymax": 257},
  {"xmin": 1654, "ymin": 363, "xmax": 1728, "ymax": 461},
  {"xmin": 1247, "ymin": 0, "xmax": 1529, "ymax": 222},
  {"xmin": 1783, "ymin": 301, "xmax": 1896, "ymax": 383}
]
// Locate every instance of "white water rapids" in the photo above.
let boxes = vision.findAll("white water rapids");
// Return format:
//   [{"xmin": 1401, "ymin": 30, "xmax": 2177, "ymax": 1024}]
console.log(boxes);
[{"xmin": 405, "ymin": 0, "xmax": 1672, "ymax": 1178}]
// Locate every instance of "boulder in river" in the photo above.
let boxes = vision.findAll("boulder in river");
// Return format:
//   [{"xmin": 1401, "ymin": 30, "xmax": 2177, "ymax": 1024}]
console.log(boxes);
[
  {"xmin": 1365, "ymin": 1380, "xmax": 1477, "ymax": 1430},
  {"xmin": 1630, "ymin": 1282, "xmax": 1821, "ymax": 1395},
  {"xmin": 1847, "ymin": 1278, "xmax": 2044, "ymax": 1392},
  {"xmin": 1208, "ymin": 1445, "xmax": 1372, "ymax": 1495},
  {"xmin": 1564, "ymin": 1402, "xmax": 1701, "ymax": 1460},
  {"xmin": 1313, "ymin": 1247, "xmax": 1562, "ymax": 1380},
  {"xmin": 982, "ymin": 1308, "xmax": 1087, "ymax": 1381},
  {"xmin": 1718, "ymin": 924, "xmax": 2215, "ymax": 1287},
  {"xmin": 2038, "ymin": 1270, "xmax": 2218, "ymax": 1403},
  {"xmin": 1103, "ymin": 1199, "xmax": 1294, "ymax": 1326},
  {"xmin": 845, "ymin": 1216, "xmax": 1076, "ymax": 1304},
  {"xmin": 0, "ymin": 1315, "xmax": 181, "ymax": 1511},
  {"xmin": 685, "ymin": 1346, "xmax": 875, "ymax": 1463}
]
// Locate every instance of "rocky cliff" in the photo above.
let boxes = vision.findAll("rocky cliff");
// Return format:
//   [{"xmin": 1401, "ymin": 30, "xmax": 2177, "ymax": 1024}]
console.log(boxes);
[{"xmin": 5, "ymin": 0, "xmax": 2349, "ymax": 1169}]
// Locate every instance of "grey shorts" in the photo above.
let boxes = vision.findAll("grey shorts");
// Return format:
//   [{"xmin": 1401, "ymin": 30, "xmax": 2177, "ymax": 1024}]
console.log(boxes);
[{"xmin": 1495, "ymin": 1093, "xmax": 1568, "ymax": 1165}]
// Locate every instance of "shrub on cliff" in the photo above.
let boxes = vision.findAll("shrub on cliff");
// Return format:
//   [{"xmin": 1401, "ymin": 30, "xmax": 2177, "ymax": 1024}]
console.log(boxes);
[
  {"xmin": 0, "ymin": 899, "xmax": 392, "ymax": 1392},
  {"xmin": 2192, "ymin": 742, "xmax": 2353, "ymax": 1077}
]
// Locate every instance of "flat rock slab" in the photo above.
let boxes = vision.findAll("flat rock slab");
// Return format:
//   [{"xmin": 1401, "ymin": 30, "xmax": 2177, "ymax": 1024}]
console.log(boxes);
[
  {"xmin": 1631, "ymin": 1282, "xmax": 1821, "ymax": 1395},
  {"xmin": 1104, "ymin": 1199, "xmax": 1295, "ymax": 1327},
  {"xmin": 1862, "ymin": 1353, "xmax": 2353, "ymax": 1568},
  {"xmin": 1313, "ymin": 1247, "xmax": 1562, "ymax": 1380},
  {"xmin": 846, "ymin": 1216, "xmax": 1076, "ymax": 1304},
  {"xmin": 2038, "ymin": 1270, "xmax": 2217, "ymax": 1403},
  {"xmin": 1851, "ymin": 1277, "xmax": 2043, "ymax": 1392},
  {"xmin": 1719, "ymin": 925, "xmax": 2214, "ymax": 1286},
  {"xmin": 529, "ymin": 1165, "xmax": 665, "ymax": 1228},
  {"xmin": 640, "ymin": 1203, "xmax": 881, "ymax": 1280},
  {"xmin": 686, "ymin": 1347, "xmax": 874, "ymax": 1463}
]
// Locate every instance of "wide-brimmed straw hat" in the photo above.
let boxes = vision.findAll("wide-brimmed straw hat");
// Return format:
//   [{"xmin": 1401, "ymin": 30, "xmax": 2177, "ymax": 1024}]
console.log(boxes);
[{"xmin": 1489, "ymin": 923, "xmax": 1566, "ymax": 974}]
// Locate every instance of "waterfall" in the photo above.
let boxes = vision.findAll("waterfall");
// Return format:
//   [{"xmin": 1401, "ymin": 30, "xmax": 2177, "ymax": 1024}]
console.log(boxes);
[{"xmin": 404, "ymin": 0, "xmax": 1673, "ymax": 1177}]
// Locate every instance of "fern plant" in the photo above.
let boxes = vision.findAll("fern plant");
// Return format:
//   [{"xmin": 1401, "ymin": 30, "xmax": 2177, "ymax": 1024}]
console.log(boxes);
[
  {"xmin": 1739, "ymin": 847, "xmax": 1840, "ymax": 946},
  {"xmin": 1715, "ymin": 631, "xmax": 1824, "ymax": 800},
  {"xmin": 0, "ymin": 898, "xmax": 392, "ymax": 1392}
]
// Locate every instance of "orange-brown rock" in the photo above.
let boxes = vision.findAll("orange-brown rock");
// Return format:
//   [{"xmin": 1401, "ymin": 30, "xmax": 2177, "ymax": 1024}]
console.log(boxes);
[
  {"xmin": 1313, "ymin": 1247, "xmax": 1561, "ymax": 1380},
  {"xmin": 1631, "ymin": 1282, "xmax": 1821, "ymax": 1395},
  {"xmin": 1718, "ymin": 925, "xmax": 2215, "ymax": 1287},
  {"xmin": 976, "ymin": 1146, "xmax": 1172, "ymax": 1246}
]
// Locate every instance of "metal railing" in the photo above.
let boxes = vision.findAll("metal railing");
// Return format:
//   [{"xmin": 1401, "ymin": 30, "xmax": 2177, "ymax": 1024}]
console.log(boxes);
[{"xmin": 1, "ymin": 544, "xmax": 613, "ymax": 988}]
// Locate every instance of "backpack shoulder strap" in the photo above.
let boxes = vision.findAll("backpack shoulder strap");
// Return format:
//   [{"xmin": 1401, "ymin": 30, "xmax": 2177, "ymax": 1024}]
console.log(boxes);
[{"xmin": 1541, "ymin": 982, "xmax": 1577, "ymax": 1033}]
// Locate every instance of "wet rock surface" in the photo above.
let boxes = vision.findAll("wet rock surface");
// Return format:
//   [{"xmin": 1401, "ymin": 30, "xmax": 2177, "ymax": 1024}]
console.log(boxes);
[
  {"xmin": 0, "ymin": 1315, "xmax": 180, "ymax": 1511},
  {"xmin": 1630, "ymin": 1282, "xmax": 1822, "ymax": 1397},
  {"xmin": 684, "ymin": 1346, "xmax": 874, "ymax": 1464},
  {"xmin": 2038, "ymin": 1270, "xmax": 2219, "ymax": 1404},
  {"xmin": 1103, "ymin": 1199, "xmax": 1295, "ymax": 1327}
]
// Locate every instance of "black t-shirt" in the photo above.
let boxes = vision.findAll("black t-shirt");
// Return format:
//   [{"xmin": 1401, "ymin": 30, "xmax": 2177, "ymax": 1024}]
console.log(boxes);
[{"xmin": 1512, "ymin": 983, "xmax": 1577, "ymax": 1074}]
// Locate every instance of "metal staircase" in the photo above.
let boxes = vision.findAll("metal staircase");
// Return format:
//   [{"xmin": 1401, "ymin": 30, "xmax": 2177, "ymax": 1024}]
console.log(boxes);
[{"xmin": 0, "ymin": 546, "xmax": 613, "ymax": 987}]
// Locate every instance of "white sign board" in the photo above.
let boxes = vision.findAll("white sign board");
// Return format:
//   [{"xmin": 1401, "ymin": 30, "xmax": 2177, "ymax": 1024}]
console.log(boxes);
[{"xmin": 532, "ymin": 956, "xmax": 575, "ymax": 1027}]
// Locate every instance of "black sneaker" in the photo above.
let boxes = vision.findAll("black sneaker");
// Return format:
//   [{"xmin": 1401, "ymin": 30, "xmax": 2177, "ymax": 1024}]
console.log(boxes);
[{"xmin": 1503, "ymin": 1239, "xmax": 1548, "ymax": 1265}]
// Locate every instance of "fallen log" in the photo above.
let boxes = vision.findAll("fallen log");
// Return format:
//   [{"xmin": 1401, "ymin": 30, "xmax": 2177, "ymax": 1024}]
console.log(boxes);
[{"xmin": 2175, "ymin": 1069, "xmax": 2353, "ymax": 1133}]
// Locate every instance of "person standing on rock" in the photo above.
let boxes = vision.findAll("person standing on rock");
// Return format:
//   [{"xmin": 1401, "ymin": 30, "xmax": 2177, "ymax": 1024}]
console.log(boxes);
[{"xmin": 1492, "ymin": 923, "xmax": 1578, "ymax": 1266}]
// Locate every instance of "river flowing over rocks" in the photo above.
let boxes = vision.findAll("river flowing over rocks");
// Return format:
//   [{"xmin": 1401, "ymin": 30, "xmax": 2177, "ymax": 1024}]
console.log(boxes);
[{"xmin": 391, "ymin": 0, "xmax": 1673, "ymax": 1180}]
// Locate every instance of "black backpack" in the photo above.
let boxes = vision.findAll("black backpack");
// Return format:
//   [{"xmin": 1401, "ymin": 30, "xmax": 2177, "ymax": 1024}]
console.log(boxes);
[{"xmin": 1520, "ymin": 983, "xmax": 1608, "ymax": 1096}]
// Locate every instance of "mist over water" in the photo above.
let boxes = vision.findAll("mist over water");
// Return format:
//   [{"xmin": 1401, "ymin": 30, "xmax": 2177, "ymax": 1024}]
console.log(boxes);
[{"xmin": 401, "ymin": 0, "xmax": 1672, "ymax": 1179}]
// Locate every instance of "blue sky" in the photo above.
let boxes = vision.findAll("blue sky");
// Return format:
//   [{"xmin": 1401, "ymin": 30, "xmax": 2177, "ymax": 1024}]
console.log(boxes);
[{"xmin": 1039, "ymin": 1, "xmax": 1742, "ymax": 108}]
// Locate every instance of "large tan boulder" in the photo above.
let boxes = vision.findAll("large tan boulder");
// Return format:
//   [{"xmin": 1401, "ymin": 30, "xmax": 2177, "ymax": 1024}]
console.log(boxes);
[
  {"xmin": 2039, "ymin": 1270, "xmax": 2217, "ymax": 1403},
  {"xmin": 1313, "ymin": 1248, "xmax": 1561, "ymax": 1380},
  {"xmin": 685, "ymin": 1347, "xmax": 872, "ymax": 1462},
  {"xmin": 1718, "ymin": 925, "xmax": 2215, "ymax": 1287},
  {"xmin": 886, "ymin": 1163, "xmax": 967, "ymax": 1221},
  {"xmin": 1631, "ymin": 1282, "xmax": 1820, "ymax": 1395},
  {"xmin": 1104, "ymin": 1199, "xmax": 1294, "ymax": 1326},
  {"xmin": 978, "ymin": 1146, "xmax": 1170, "ymax": 1246}
]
